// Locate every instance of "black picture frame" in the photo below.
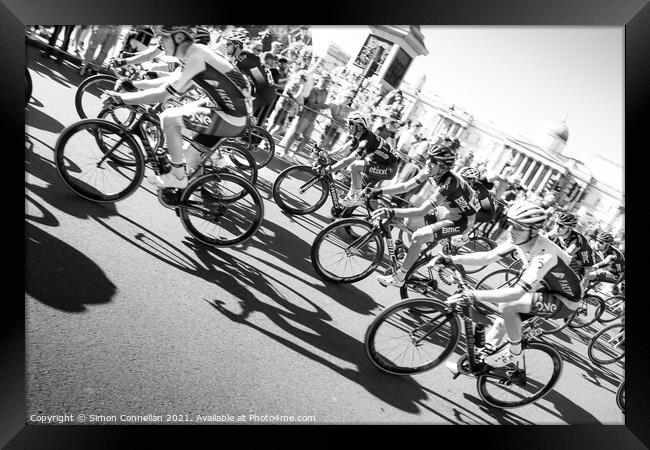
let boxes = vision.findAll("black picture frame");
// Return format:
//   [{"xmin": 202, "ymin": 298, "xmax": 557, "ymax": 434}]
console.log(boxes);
[{"xmin": 7, "ymin": 0, "xmax": 648, "ymax": 446}]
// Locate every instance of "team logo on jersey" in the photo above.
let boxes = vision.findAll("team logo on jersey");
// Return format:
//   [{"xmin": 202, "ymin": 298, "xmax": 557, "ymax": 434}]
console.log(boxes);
[
  {"xmin": 368, "ymin": 166, "xmax": 389, "ymax": 175},
  {"xmin": 442, "ymin": 226, "xmax": 461, "ymax": 234},
  {"xmin": 551, "ymin": 271, "xmax": 565, "ymax": 279}
]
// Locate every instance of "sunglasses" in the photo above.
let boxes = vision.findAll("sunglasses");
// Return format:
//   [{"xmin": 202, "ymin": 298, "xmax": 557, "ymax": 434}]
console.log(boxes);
[{"xmin": 508, "ymin": 221, "xmax": 529, "ymax": 231}]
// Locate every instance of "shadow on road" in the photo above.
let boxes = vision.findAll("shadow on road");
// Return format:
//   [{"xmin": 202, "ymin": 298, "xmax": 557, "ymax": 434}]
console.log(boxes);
[
  {"xmin": 28, "ymin": 50, "xmax": 79, "ymax": 90},
  {"xmin": 25, "ymin": 104, "xmax": 65, "ymax": 134},
  {"xmin": 25, "ymin": 221, "xmax": 117, "ymax": 312}
]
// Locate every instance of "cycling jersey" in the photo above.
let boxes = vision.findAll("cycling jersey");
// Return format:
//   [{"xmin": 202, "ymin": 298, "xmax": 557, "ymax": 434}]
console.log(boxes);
[
  {"xmin": 234, "ymin": 50, "xmax": 275, "ymax": 104},
  {"xmin": 352, "ymin": 129, "xmax": 399, "ymax": 166},
  {"xmin": 164, "ymin": 44, "xmax": 251, "ymax": 136},
  {"xmin": 595, "ymin": 246, "xmax": 625, "ymax": 274},
  {"xmin": 496, "ymin": 234, "xmax": 583, "ymax": 303},
  {"xmin": 548, "ymin": 229, "xmax": 594, "ymax": 277},
  {"xmin": 415, "ymin": 169, "xmax": 480, "ymax": 218}
]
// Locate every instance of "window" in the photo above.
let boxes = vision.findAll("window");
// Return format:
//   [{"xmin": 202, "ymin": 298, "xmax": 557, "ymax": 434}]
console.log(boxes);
[{"xmin": 353, "ymin": 34, "xmax": 393, "ymax": 70}]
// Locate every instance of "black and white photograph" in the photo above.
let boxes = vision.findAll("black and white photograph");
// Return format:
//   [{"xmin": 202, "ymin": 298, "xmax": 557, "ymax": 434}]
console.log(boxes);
[{"xmin": 23, "ymin": 22, "xmax": 632, "ymax": 429}]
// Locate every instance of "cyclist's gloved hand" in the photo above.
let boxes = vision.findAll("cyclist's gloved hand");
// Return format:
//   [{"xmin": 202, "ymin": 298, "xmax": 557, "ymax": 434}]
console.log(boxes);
[
  {"xmin": 446, "ymin": 291, "xmax": 475, "ymax": 307},
  {"xmin": 431, "ymin": 254, "xmax": 453, "ymax": 266},
  {"xmin": 371, "ymin": 207, "xmax": 394, "ymax": 222},
  {"xmin": 112, "ymin": 57, "xmax": 127, "ymax": 68},
  {"xmin": 102, "ymin": 92, "xmax": 125, "ymax": 108},
  {"xmin": 115, "ymin": 77, "xmax": 137, "ymax": 92},
  {"xmin": 364, "ymin": 187, "xmax": 382, "ymax": 198}
]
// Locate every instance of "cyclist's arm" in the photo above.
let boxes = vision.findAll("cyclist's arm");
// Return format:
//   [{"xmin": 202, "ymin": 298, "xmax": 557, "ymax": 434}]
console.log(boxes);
[
  {"xmin": 450, "ymin": 240, "xmax": 515, "ymax": 268},
  {"xmin": 123, "ymin": 46, "xmax": 164, "ymax": 66},
  {"xmin": 381, "ymin": 174, "xmax": 425, "ymax": 196},
  {"xmin": 120, "ymin": 70, "xmax": 183, "ymax": 104},
  {"xmin": 479, "ymin": 196, "xmax": 492, "ymax": 210},
  {"xmin": 131, "ymin": 71, "xmax": 177, "ymax": 90},
  {"xmin": 472, "ymin": 251, "xmax": 553, "ymax": 304},
  {"xmin": 592, "ymin": 254, "xmax": 615, "ymax": 269},
  {"xmin": 328, "ymin": 150, "xmax": 359, "ymax": 172},
  {"xmin": 327, "ymin": 138, "xmax": 355, "ymax": 158},
  {"xmin": 392, "ymin": 198, "xmax": 436, "ymax": 218}
]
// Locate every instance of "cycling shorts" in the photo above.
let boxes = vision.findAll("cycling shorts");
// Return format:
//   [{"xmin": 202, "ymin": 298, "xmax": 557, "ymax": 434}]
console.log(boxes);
[
  {"xmin": 362, "ymin": 161, "xmax": 397, "ymax": 182},
  {"xmin": 519, "ymin": 291, "xmax": 575, "ymax": 321}
]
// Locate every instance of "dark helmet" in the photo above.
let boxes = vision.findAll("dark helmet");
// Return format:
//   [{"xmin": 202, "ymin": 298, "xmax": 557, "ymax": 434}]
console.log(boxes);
[
  {"xmin": 427, "ymin": 144, "xmax": 457, "ymax": 165},
  {"xmin": 596, "ymin": 232, "xmax": 615, "ymax": 244},
  {"xmin": 556, "ymin": 211, "xmax": 578, "ymax": 228},
  {"xmin": 158, "ymin": 26, "xmax": 194, "ymax": 40},
  {"xmin": 194, "ymin": 26, "xmax": 211, "ymax": 45}
]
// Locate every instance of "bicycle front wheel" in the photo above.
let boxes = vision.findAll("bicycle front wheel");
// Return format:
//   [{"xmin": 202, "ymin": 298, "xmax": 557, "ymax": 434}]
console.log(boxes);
[
  {"xmin": 598, "ymin": 295, "xmax": 625, "ymax": 324},
  {"xmin": 364, "ymin": 297, "xmax": 461, "ymax": 375},
  {"xmin": 311, "ymin": 217, "xmax": 383, "ymax": 283},
  {"xmin": 616, "ymin": 379, "xmax": 625, "ymax": 413},
  {"xmin": 567, "ymin": 294, "xmax": 605, "ymax": 328},
  {"xmin": 477, "ymin": 340, "xmax": 563, "ymax": 408},
  {"xmin": 230, "ymin": 125, "xmax": 275, "ymax": 169},
  {"xmin": 587, "ymin": 323, "xmax": 625, "ymax": 365},
  {"xmin": 55, "ymin": 119, "xmax": 145, "ymax": 202},
  {"xmin": 75, "ymin": 74, "xmax": 127, "ymax": 120},
  {"xmin": 211, "ymin": 141, "xmax": 258, "ymax": 187},
  {"xmin": 179, "ymin": 172, "xmax": 264, "ymax": 247},
  {"xmin": 272, "ymin": 165, "xmax": 329, "ymax": 215}
]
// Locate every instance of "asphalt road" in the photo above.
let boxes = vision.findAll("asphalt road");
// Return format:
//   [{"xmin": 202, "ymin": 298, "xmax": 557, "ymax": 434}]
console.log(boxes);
[{"xmin": 25, "ymin": 44, "xmax": 624, "ymax": 425}]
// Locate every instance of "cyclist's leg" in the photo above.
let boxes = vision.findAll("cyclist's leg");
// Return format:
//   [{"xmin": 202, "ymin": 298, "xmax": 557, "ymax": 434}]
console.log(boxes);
[{"xmin": 158, "ymin": 106, "xmax": 189, "ymax": 183}]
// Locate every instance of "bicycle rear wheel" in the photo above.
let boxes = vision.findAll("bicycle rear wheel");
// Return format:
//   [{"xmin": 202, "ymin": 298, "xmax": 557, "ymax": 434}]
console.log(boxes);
[
  {"xmin": 455, "ymin": 236, "xmax": 496, "ymax": 274},
  {"xmin": 229, "ymin": 125, "xmax": 275, "ymax": 169},
  {"xmin": 179, "ymin": 172, "xmax": 264, "ymax": 247},
  {"xmin": 477, "ymin": 340, "xmax": 563, "ymax": 408},
  {"xmin": 567, "ymin": 294, "xmax": 605, "ymax": 328},
  {"xmin": 364, "ymin": 297, "xmax": 461, "ymax": 375},
  {"xmin": 272, "ymin": 165, "xmax": 329, "ymax": 215},
  {"xmin": 587, "ymin": 323, "xmax": 625, "ymax": 365},
  {"xmin": 471, "ymin": 268, "xmax": 519, "ymax": 316},
  {"xmin": 399, "ymin": 257, "xmax": 463, "ymax": 303},
  {"xmin": 311, "ymin": 217, "xmax": 383, "ymax": 283},
  {"xmin": 55, "ymin": 119, "xmax": 145, "ymax": 202}
]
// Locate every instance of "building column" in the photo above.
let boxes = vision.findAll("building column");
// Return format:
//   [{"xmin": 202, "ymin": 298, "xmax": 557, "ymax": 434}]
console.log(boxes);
[
  {"xmin": 535, "ymin": 167, "xmax": 553, "ymax": 194},
  {"xmin": 528, "ymin": 164, "xmax": 546, "ymax": 192},
  {"xmin": 376, "ymin": 43, "xmax": 400, "ymax": 80},
  {"xmin": 522, "ymin": 160, "xmax": 540, "ymax": 187},
  {"xmin": 503, "ymin": 151, "xmax": 522, "ymax": 177},
  {"xmin": 491, "ymin": 146, "xmax": 509, "ymax": 172},
  {"xmin": 513, "ymin": 155, "xmax": 530, "ymax": 179}
]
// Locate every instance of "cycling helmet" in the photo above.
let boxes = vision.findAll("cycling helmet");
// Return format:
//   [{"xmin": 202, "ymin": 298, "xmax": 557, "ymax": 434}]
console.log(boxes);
[
  {"xmin": 459, "ymin": 166, "xmax": 480, "ymax": 183},
  {"xmin": 222, "ymin": 28, "xmax": 248, "ymax": 46},
  {"xmin": 596, "ymin": 232, "xmax": 615, "ymax": 244},
  {"xmin": 194, "ymin": 26, "xmax": 211, "ymax": 45},
  {"xmin": 347, "ymin": 111, "xmax": 371, "ymax": 130},
  {"xmin": 427, "ymin": 144, "xmax": 457, "ymax": 165},
  {"xmin": 158, "ymin": 26, "xmax": 194, "ymax": 40},
  {"xmin": 507, "ymin": 200, "xmax": 547, "ymax": 229},
  {"xmin": 556, "ymin": 211, "xmax": 578, "ymax": 228}
]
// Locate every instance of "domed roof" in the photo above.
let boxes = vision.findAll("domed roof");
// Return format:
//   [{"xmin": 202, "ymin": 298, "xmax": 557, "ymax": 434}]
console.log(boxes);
[{"xmin": 543, "ymin": 120, "xmax": 569, "ymax": 142}]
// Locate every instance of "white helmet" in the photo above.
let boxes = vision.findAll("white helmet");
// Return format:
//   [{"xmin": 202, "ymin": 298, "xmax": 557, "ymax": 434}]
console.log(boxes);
[{"xmin": 507, "ymin": 200, "xmax": 547, "ymax": 229}]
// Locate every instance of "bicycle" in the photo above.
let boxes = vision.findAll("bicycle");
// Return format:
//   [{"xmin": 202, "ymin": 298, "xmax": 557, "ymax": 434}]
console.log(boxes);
[
  {"xmin": 74, "ymin": 61, "xmax": 276, "ymax": 169},
  {"xmin": 272, "ymin": 143, "xmax": 376, "ymax": 219},
  {"xmin": 616, "ymin": 379, "xmax": 625, "ymax": 413},
  {"xmin": 311, "ymin": 192, "xmax": 495, "ymax": 285},
  {"xmin": 54, "ymin": 104, "xmax": 264, "ymax": 247},
  {"xmin": 26, "ymin": 66, "xmax": 33, "ymax": 107},
  {"xmin": 563, "ymin": 280, "xmax": 606, "ymax": 329},
  {"xmin": 597, "ymin": 293, "xmax": 625, "ymax": 324},
  {"xmin": 364, "ymin": 263, "xmax": 563, "ymax": 409},
  {"xmin": 587, "ymin": 318, "xmax": 625, "ymax": 365}
]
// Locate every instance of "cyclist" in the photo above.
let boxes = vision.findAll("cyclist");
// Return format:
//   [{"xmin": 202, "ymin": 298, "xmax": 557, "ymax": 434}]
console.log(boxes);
[
  {"xmin": 437, "ymin": 200, "xmax": 582, "ymax": 367},
  {"xmin": 321, "ymin": 111, "xmax": 400, "ymax": 207},
  {"xmin": 103, "ymin": 25, "xmax": 252, "ymax": 189},
  {"xmin": 222, "ymin": 28, "xmax": 276, "ymax": 123},
  {"xmin": 366, "ymin": 136, "xmax": 480, "ymax": 287},
  {"xmin": 587, "ymin": 231, "xmax": 625, "ymax": 289},
  {"xmin": 545, "ymin": 211, "xmax": 595, "ymax": 291},
  {"xmin": 194, "ymin": 26, "xmax": 212, "ymax": 45},
  {"xmin": 458, "ymin": 166, "xmax": 496, "ymax": 240}
]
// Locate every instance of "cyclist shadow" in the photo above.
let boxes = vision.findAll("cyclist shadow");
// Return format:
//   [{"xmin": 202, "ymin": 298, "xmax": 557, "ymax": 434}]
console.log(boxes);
[
  {"xmin": 25, "ymin": 133, "xmax": 119, "ymax": 221},
  {"xmin": 460, "ymin": 393, "xmax": 536, "ymax": 424},
  {"xmin": 241, "ymin": 216, "xmax": 381, "ymax": 315},
  {"xmin": 26, "ymin": 104, "xmax": 65, "ymax": 134},
  {"xmin": 28, "ymin": 51, "xmax": 78, "ymax": 90},
  {"xmin": 554, "ymin": 344, "xmax": 623, "ymax": 390},
  {"xmin": 201, "ymin": 259, "xmax": 429, "ymax": 414},
  {"xmin": 25, "ymin": 193, "xmax": 60, "ymax": 227},
  {"xmin": 26, "ymin": 221, "xmax": 117, "ymax": 312}
]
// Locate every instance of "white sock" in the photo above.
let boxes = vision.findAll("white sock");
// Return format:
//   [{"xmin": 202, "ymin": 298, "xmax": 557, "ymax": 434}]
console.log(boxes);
[{"xmin": 395, "ymin": 268, "xmax": 407, "ymax": 280}]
